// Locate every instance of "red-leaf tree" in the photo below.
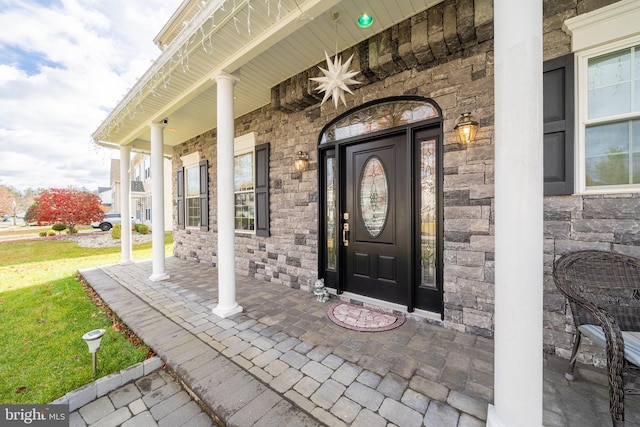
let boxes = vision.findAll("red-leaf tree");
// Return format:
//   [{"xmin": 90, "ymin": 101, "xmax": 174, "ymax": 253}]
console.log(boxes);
[{"xmin": 34, "ymin": 189, "xmax": 104, "ymax": 233}]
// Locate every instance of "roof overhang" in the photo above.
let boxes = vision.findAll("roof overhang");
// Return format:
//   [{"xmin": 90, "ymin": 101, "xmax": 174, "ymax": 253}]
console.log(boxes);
[{"xmin": 92, "ymin": 0, "xmax": 442, "ymax": 151}]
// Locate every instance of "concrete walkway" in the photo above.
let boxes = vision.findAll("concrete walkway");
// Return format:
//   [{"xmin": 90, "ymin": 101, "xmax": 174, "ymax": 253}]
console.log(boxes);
[{"xmin": 77, "ymin": 257, "xmax": 640, "ymax": 426}]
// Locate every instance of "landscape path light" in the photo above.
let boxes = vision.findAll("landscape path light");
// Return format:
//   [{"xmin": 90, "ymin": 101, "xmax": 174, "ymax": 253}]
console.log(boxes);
[{"xmin": 82, "ymin": 329, "xmax": 106, "ymax": 377}]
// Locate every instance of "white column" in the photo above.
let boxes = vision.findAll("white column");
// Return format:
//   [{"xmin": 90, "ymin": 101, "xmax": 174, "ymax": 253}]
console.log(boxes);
[
  {"xmin": 119, "ymin": 145, "xmax": 133, "ymax": 265},
  {"xmin": 488, "ymin": 1, "xmax": 543, "ymax": 426},
  {"xmin": 149, "ymin": 122, "xmax": 170, "ymax": 282},
  {"xmin": 212, "ymin": 72, "xmax": 243, "ymax": 318}
]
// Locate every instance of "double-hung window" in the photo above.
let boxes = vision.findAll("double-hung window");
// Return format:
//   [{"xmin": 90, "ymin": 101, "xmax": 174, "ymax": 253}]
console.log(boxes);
[
  {"xmin": 234, "ymin": 133, "xmax": 256, "ymax": 232},
  {"xmin": 144, "ymin": 157, "xmax": 151, "ymax": 180},
  {"xmin": 234, "ymin": 150, "xmax": 255, "ymax": 231},
  {"xmin": 176, "ymin": 135, "xmax": 269, "ymax": 236},
  {"xmin": 565, "ymin": 0, "xmax": 640, "ymax": 193},
  {"xmin": 233, "ymin": 133, "xmax": 270, "ymax": 236},
  {"xmin": 186, "ymin": 164, "xmax": 201, "ymax": 227},
  {"xmin": 582, "ymin": 44, "xmax": 640, "ymax": 190},
  {"xmin": 177, "ymin": 152, "xmax": 208, "ymax": 230}
]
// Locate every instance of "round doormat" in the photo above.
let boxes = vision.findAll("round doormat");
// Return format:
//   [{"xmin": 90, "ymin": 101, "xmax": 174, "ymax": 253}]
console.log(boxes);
[{"xmin": 327, "ymin": 302, "xmax": 405, "ymax": 332}]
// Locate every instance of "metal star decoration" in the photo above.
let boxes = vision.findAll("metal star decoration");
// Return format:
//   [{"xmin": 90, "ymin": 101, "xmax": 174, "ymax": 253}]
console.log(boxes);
[{"xmin": 310, "ymin": 51, "xmax": 361, "ymax": 108}]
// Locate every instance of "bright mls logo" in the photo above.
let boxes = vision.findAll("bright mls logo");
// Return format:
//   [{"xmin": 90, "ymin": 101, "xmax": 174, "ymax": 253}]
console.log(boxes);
[{"xmin": 1, "ymin": 405, "xmax": 68, "ymax": 426}]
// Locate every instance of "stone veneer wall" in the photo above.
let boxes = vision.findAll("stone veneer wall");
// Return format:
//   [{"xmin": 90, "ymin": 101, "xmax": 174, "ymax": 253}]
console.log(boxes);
[
  {"xmin": 543, "ymin": 195, "xmax": 640, "ymax": 365},
  {"xmin": 172, "ymin": 0, "xmax": 634, "ymax": 363},
  {"xmin": 542, "ymin": 0, "xmax": 637, "ymax": 366},
  {"xmin": 173, "ymin": 0, "xmax": 497, "ymax": 338}
]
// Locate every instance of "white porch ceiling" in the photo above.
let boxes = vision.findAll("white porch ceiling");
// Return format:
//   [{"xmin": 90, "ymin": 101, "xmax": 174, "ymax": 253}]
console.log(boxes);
[{"xmin": 92, "ymin": 0, "xmax": 441, "ymax": 151}]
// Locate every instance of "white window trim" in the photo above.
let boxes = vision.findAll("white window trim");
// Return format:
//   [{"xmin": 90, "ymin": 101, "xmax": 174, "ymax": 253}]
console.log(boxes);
[
  {"xmin": 235, "ymin": 132, "xmax": 256, "ymax": 154},
  {"xmin": 564, "ymin": 0, "xmax": 640, "ymax": 194},
  {"xmin": 563, "ymin": 0, "xmax": 640, "ymax": 53},
  {"xmin": 180, "ymin": 152, "xmax": 200, "ymax": 167},
  {"xmin": 234, "ymin": 133, "xmax": 256, "ymax": 234},
  {"xmin": 180, "ymin": 151, "xmax": 201, "ymax": 229}
]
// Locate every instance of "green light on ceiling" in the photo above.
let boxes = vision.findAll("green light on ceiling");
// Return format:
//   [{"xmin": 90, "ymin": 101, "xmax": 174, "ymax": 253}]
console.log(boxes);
[{"xmin": 357, "ymin": 14, "xmax": 373, "ymax": 28}]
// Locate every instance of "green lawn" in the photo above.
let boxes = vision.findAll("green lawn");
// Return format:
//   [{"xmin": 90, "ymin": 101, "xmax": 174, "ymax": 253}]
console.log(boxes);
[{"xmin": 0, "ymin": 233, "xmax": 173, "ymax": 404}]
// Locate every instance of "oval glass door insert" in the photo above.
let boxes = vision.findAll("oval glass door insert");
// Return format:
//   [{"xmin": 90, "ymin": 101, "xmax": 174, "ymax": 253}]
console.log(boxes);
[{"xmin": 359, "ymin": 156, "xmax": 389, "ymax": 237}]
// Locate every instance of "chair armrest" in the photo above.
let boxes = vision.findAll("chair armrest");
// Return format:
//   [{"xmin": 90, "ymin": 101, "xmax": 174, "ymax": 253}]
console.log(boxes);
[
  {"xmin": 553, "ymin": 250, "xmax": 640, "ymax": 424},
  {"xmin": 594, "ymin": 305, "xmax": 626, "ymax": 422},
  {"xmin": 560, "ymin": 282, "xmax": 626, "ymax": 420}
]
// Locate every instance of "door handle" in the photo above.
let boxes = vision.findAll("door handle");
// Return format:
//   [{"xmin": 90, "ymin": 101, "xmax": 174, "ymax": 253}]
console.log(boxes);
[{"xmin": 343, "ymin": 222, "xmax": 349, "ymax": 246}]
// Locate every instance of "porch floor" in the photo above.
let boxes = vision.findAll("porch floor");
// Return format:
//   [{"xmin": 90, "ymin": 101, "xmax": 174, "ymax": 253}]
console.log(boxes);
[{"xmin": 77, "ymin": 257, "xmax": 639, "ymax": 426}]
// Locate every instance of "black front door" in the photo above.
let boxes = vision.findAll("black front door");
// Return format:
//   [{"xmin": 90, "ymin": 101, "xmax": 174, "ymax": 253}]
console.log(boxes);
[
  {"xmin": 342, "ymin": 133, "xmax": 410, "ymax": 304},
  {"xmin": 318, "ymin": 98, "xmax": 444, "ymax": 316}
]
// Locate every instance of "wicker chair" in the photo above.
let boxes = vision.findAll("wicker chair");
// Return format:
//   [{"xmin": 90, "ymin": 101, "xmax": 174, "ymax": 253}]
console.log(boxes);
[{"xmin": 553, "ymin": 250, "xmax": 640, "ymax": 426}]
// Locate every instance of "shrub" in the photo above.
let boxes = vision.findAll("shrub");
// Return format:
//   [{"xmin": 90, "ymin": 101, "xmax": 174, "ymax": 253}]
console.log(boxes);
[
  {"xmin": 39, "ymin": 231, "xmax": 47, "ymax": 237},
  {"xmin": 51, "ymin": 223, "xmax": 67, "ymax": 235},
  {"xmin": 47, "ymin": 230, "xmax": 56, "ymax": 236},
  {"xmin": 111, "ymin": 223, "xmax": 121, "ymax": 240},
  {"xmin": 136, "ymin": 224, "xmax": 149, "ymax": 234}
]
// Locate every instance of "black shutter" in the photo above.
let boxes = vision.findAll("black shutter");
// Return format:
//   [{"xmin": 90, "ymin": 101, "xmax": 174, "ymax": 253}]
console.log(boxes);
[
  {"xmin": 176, "ymin": 167, "xmax": 185, "ymax": 229},
  {"xmin": 199, "ymin": 160, "xmax": 209, "ymax": 231},
  {"xmin": 255, "ymin": 143, "xmax": 270, "ymax": 237},
  {"xmin": 543, "ymin": 54, "xmax": 574, "ymax": 195}
]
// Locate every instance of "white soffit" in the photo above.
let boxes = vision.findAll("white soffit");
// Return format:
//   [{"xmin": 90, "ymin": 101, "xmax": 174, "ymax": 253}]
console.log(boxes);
[
  {"xmin": 93, "ymin": 0, "xmax": 442, "ymax": 148},
  {"xmin": 154, "ymin": 0, "xmax": 204, "ymax": 48}
]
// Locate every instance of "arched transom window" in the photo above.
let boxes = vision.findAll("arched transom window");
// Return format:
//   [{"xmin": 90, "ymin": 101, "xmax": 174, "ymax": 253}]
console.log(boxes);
[{"xmin": 320, "ymin": 99, "xmax": 440, "ymax": 144}]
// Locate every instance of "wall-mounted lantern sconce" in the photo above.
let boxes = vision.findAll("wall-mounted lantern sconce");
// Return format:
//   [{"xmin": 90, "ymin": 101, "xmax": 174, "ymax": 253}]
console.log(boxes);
[
  {"xmin": 454, "ymin": 112, "xmax": 479, "ymax": 144},
  {"xmin": 82, "ymin": 329, "xmax": 106, "ymax": 377},
  {"xmin": 294, "ymin": 151, "xmax": 309, "ymax": 172}
]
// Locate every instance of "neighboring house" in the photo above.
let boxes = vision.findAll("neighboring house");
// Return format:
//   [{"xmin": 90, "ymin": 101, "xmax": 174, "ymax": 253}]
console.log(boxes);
[
  {"xmin": 130, "ymin": 153, "xmax": 173, "ymax": 231},
  {"xmin": 106, "ymin": 155, "xmax": 172, "ymax": 231},
  {"xmin": 97, "ymin": 186, "xmax": 112, "ymax": 209},
  {"xmin": 92, "ymin": 0, "xmax": 640, "ymax": 424}
]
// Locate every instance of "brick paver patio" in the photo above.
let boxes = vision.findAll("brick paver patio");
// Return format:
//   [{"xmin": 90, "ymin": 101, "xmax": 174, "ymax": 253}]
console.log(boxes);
[{"xmin": 77, "ymin": 257, "xmax": 640, "ymax": 426}]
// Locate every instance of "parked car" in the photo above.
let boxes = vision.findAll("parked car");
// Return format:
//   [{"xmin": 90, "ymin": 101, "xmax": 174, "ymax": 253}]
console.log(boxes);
[{"xmin": 91, "ymin": 213, "xmax": 136, "ymax": 231}]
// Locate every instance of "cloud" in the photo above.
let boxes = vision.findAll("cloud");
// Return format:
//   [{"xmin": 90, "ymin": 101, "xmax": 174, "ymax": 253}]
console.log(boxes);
[{"xmin": 0, "ymin": 0, "xmax": 177, "ymax": 192}]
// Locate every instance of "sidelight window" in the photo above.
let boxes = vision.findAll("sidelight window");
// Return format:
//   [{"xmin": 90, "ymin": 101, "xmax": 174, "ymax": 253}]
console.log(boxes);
[
  {"xmin": 420, "ymin": 139, "xmax": 437, "ymax": 287},
  {"xmin": 325, "ymin": 155, "xmax": 336, "ymax": 270}
]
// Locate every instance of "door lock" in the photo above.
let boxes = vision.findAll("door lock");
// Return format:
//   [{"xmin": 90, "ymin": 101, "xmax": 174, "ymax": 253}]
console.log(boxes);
[
  {"xmin": 342, "ymin": 222, "xmax": 349, "ymax": 247},
  {"xmin": 342, "ymin": 212, "xmax": 350, "ymax": 247}
]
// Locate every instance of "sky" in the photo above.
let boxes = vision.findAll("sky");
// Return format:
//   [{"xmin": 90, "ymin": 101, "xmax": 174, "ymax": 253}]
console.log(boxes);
[{"xmin": 0, "ymin": 0, "xmax": 179, "ymax": 193}]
